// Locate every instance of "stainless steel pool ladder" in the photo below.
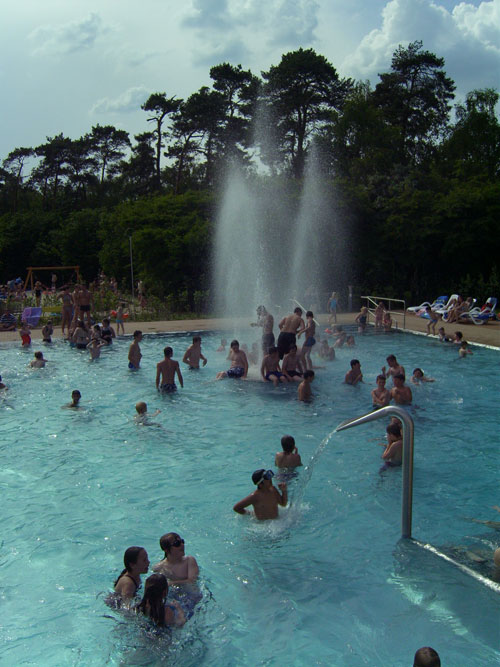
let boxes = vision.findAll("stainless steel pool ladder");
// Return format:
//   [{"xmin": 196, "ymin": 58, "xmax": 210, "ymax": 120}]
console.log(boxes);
[{"xmin": 335, "ymin": 405, "xmax": 500, "ymax": 593}]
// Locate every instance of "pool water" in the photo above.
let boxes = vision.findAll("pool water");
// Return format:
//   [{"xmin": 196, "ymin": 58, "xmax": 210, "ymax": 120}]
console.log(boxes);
[{"xmin": 0, "ymin": 329, "xmax": 499, "ymax": 666}]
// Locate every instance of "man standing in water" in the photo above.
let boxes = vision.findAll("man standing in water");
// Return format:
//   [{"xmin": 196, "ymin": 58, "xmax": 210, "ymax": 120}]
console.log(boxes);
[
  {"xmin": 233, "ymin": 469, "xmax": 287, "ymax": 520},
  {"xmin": 277, "ymin": 307, "xmax": 304, "ymax": 359},
  {"xmin": 128, "ymin": 330, "xmax": 143, "ymax": 369},
  {"xmin": 251, "ymin": 305, "xmax": 275, "ymax": 355},
  {"xmin": 156, "ymin": 347, "xmax": 184, "ymax": 392}
]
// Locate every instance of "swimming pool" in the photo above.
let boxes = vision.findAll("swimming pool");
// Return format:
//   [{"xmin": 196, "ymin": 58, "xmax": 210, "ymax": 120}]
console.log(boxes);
[{"xmin": 1, "ymin": 329, "xmax": 499, "ymax": 665}]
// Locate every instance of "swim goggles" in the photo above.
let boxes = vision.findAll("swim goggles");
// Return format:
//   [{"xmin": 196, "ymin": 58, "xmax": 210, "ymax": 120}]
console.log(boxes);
[
  {"xmin": 169, "ymin": 538, "xmax": 185, "ymax": 548},
  {"xmin": 255, "ymin": 470, "xmax": 274, "ymax": 485}
]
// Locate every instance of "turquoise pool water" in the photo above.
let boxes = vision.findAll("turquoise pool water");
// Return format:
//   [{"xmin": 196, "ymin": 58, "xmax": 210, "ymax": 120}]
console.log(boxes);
[{"xmin": 0, "ymin": 329, "xmax": 499, "ymax": 665}]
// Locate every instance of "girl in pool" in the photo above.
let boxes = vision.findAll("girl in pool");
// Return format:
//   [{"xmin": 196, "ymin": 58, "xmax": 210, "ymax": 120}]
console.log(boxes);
[
  {"xmin": 297, "ymin": 310, "xmax": 316, "ymax": 371},
  {"xmin": 114, "ymin": 546, "xmax": 150, "ymax": 602},
  {"xmin": 135, "ymin": 574, "xmax": 185, "ymax": 627}
]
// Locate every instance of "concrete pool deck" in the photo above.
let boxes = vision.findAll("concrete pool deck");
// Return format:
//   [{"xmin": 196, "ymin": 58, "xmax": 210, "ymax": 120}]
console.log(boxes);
[{"xmin": 1, "ymin": 311, "xmax": 499, "ymax": 347}]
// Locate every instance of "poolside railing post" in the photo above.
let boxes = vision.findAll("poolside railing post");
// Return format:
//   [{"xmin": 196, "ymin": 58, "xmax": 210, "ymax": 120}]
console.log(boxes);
[{"xmin": 335, "ymin": 406, "xmax": 414, "ymax": 539}]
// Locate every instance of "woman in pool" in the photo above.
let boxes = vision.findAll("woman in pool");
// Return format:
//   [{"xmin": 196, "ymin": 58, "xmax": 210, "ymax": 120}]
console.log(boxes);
[
  {"xmin": 71, "ymin": 320, "xmax": 90, "ymax": 350},
  {"xmin": 135, "ymin": 574, "xmax": 185, "ymax": 627},
  {"xmin": 114, "ymin": 546, "xmax": 150, "ymax": 602}
]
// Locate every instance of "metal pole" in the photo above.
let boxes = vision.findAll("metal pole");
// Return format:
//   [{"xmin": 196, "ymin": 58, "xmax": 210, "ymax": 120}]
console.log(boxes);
[
  {"xmin": 129, "ymin": 235, "xmax": 134, "ymax": 301},
  {"xmin": 336, "ymin": 406, "xmax": 414, "ymax": 538}
]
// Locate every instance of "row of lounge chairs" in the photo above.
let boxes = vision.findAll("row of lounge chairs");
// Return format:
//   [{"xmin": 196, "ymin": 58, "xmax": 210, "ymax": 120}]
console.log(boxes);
[{"xmin": 407, "ymin": 295, "xmax": 497, "ymax": 325}]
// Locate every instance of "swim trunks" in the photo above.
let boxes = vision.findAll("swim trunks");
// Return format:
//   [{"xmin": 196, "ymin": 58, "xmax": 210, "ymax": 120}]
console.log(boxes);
[
  {"xmin": 277, "ymin": 332, "xmax": 296, "ymax": 359},
  {"xmin": 76, "ymin": 343, "xmax": 87, "ymax": 350},
  {"xmin": 379, "ymin": 461, "xmax": 400, "ymax": 472},
  {"xmin": 80, "ymin": 305, "xmax": 90, "ymax": 312},
  {"xmin": 304, "ymin": 336, "xmax": 316, "ymax": 347},
  {"xmin": 43, "ymin": 338, "xmax": 52, "ymax": 344},
  {"xmin": 188, "ymin": 366, "xmax": 199, "ymax": 370},
  {"xmin": 262, "ymin": 332, "xmax": 275, "ymax": 353},
  {"xmin": 128, "ymin": 362, "xmax": 138, "ymax": 370},
  {"xmin": 286, "ymin": 370, "xmax": 302, "ymax": 378},
  {"xmin": 227, "ymin": 367, "xmax": 245, "ymax": 378},
  {"xmin": 21, "ymin": 334, "xmax": 31, "ymax": 345},
  {"xmin": 265, "ymin": 371, "xmax": 284, "ymax": 381},
  {"xmin": 359, "ymin": 316, "xmax": 367, "ymax": 325},
  {"xmin": 160, "ymin": 383, "xmax": 177, "ymax": 392}
]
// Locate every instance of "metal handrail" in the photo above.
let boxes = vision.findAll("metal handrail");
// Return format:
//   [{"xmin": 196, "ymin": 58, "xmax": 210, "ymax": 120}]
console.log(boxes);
[
  {"xmin": 290, "ymin": 298, "xmax": 320, "ymax": 326},
  {"xmin": 361, "ymin": 295, "xmax": 406, "ymax": 330},
  {"xmin": 336, "ymin": 405, "xmax": 414, "ymax": 538}
]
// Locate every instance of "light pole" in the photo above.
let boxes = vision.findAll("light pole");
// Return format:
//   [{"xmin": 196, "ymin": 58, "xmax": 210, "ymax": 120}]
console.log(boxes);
[{"xmin": 126, "ymin": 229, "xmax": 134, "ymax": 301}]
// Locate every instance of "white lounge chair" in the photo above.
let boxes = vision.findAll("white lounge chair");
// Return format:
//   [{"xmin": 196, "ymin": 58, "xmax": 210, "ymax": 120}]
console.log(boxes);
[
  {"xmin": 407, "ymin": 295, "xmax": 447, "ymax": 313},
  {"xmin": 460, "ymin": 297, "xmax": 497, "ymax": 325}
]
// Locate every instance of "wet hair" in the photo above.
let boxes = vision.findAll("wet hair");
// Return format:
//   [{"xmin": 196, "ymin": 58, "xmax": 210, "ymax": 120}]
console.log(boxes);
[
  {"xmin": 350, "ymin": 359, "xmax": 360, "ymax": 367},
  {"xmin": 136, "ymin": 574, "xmax": 168, "ymax": 626},
  {"xmin": 133, "ymin": 330, "xmax": 142, "ymax": 338},
  {"xmin": 256, "ymin": 305, "xmax": 264, "ymax": 314},
  {"xmin": 294, "ymin": 307, "xmax": 302, "ymax": 315},
  {"xmin": 34, "ymin": 351, "xmax": 43, "ymax": 359},
  {"xmin": 193, "ymin": 335, "xmax": 201, "ymax": 343},
  {"xmin": 281, "ymin": 435, "xmax": 296, "ymax": 453},
  {"xmin": 230, "ymin": 339, "xmax": 239, "ymax": 348},
  {"xmin": 252, "ymin": 469, "xmax": 266, "ymax": 485},
  {"xmin": 135, "ymin": 401, "xmax": 147, "ymax": 414},
  {"xmin": 268, "ymin": 346, "xmax": 278, "ymax": 355},
  {"xmin": 413, "ymin": 368, "xmax": 423, "ymax": 376},
  {"xmin": 159, "ymin": 532, "xmax": 180, "ymax": 555},
  {"xmin": 386, "ymin": 354, "xmax": 396, "ymax": 363},
  {"xmin": 376, "ymin": 374, "xmax": 386, "ymax": 382},
  {"xmin": 460, "ymin": 340, "xmax": 468, "ymax": 348},
  {"xmin": 303, "ymin": 370, "xmax": 315, "ymax": 379},
  {"xmin": 163, "ymin": 346, "xmax": 173, "ymax": 357},
  {"xmin": 71, "ymin": 389, "xmax": 81, "ymax": 397},
  {"xmin": 413, "ymin": 646, "xmax": 441, "ymax": 666},
  {"xmin": 454, "ymin": 331, "xmax": 463, "ymax": 340},
  {"xmin": 306, "ymin": 310, "xmax": 313, "ymax": 318},
  {"xmin": 387, "ymin": 423, "xmax": 402, "ymax": 438},
  {"xmin": 114, "ymin": 546, "xmax": 145, "ymax": 587},
  {"xmin": 394, "ymin": 373, "xmax": 405, "ymax": 381}
]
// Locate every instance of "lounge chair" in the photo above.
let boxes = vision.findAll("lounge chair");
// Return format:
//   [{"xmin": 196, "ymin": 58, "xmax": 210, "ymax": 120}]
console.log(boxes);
[
  {"xmin": 21, "ymin": 307, "xmax": 42, "ymax": 327},
  {"xmin": 407, "ymin": 295, "xmax": 447, "ymax": 313},
  {"xmin": 460, "ymin": 297, "xmax": 497, "ymax": 325},
  {"xmin": 433, "ymin": 294, "xmax": 459, "ymax": 315}
]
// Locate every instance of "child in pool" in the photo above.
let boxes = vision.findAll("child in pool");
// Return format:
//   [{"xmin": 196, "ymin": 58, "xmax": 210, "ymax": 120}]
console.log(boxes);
[
  {"xmin": 29, "ymin": 351, "xmax": 46, "ymax": 368},
  {"xmin": 298, "ymin": 369, "xmax": 314, "ymax": 401},
  {"xmin": 19, "ymin": 321, "xmax": 31, "ymax": 346},
  {"xmin": 135, "ymin": 401, "xmax": 161, "ymax": 424},
  {"xmin": 261, "ymin": 346, "xmax": 288, "ymax": 386},
  {"xmin": 379, "ymin": 422, "xmax": 403, "ymax": 468},
  {"xmin": 371, "ymin": 375, "xmax": 390, "ymax": 408},
  {"xmin": 87, "ymin": 337, "xmax": 106, "ymax": 360},
  {"xmin": 182, "ymin": 335, "xmax": 207, "ymax": 369},
  {"xmin": 275, "ymin": 435, "xmax": 302, "ymax": 468},
  {"xmin": 411, "ymin": 368, "xmax": 435, "ymax": 383},
  {"xmin": 459, "ymin": 341, "xmax": 473, "ymax": 357},
  {"xmin": 355, "ymin": 306, "xmax": 368, "ymax": 332},
  {"xmin": 216, "ymin": 338, "xmax": 227, "ymax": 352},
  {"xmin": 41, "ymin": 321, "xmax": 53, "ymax": 343},
  {"xmin": 153, "ymin": 532, "xmax": 199, "ymax": 586},
  {"xmin": 135, "ymin": 574, "xmax": 186, "ymax": 627},
  {"xmin": 63, "ymin": 389, "xmax": 81, "ymax": 409},
  {"xmin": 298, "ymin": 310, "xmax": 316, "ymax": 371},
  {"xmin": 233, "ymin": 469, "xmax": 288, "ymax": 520}
]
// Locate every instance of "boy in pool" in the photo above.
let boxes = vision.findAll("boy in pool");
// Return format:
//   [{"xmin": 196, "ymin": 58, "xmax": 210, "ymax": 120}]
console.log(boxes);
[
  {"xmin": 459, "ymin": 341, "xmax": 473, "ymax": 357},
  {"xmin": 87, "ymin": 337, "xmax": 105, "ymax": 360},
  {"xmin": 135, "ymin": 401, "xmax": 161, "ymax": 424},
  {"xmin": 261, "ymin": 346, "xmax": 288, "ymax": 386},
  {"xmin": 382, "ymin": 354, "xmax": 405, "ymax": 382},
  {"xmin": 390, "ymin": 374, "xmax": 412, "ymax": 405},
  {"xmin": 275, "ymin": 435, "xmax": 302, "ymax": 468},
  {"xmin": 371, "ymin": 374, "xmax": 390, "ymax": 408},
  {"xmin": 411, "ymin": 368, "xmax": 435, "ymax": 383},
  {"xmin": 216, "ymin": 338, "xmax": 227, "ymax": 352},
  {"xmin": 298, "ymin": 369, "xmax": 314, "ymax": 401},
  {"xmin": 128, "ymin": 330, "xmax": 143, "ymax": 369},
  {"xmin": 438, "ymin": 327, "xmax": 451, "ymax": 342},
  {"xmin": 345, "ymin": 359, "xmax": 363, "ymax": 385},
  {"xmin": 64, "ymin": 389, "xmax": 81, "ymax": 409},
  {"xmin": 156, "ymin": 347, "xmax": 184, "ymax": 392},
  {"xmin": 29, "ymin": 351, "xmax": 46, "ymax": 368},
  {"xmin": 182, "ymin": 335, "xmax": 207, "ymax": 369},
  {"xmin": 379, "ymin": 422, "xmax": 403, "ymax": 469},
  {"xmin": 41, "ymin": 320, "xmax": 53, "ymax": 343},
  {"xmin": 153, "ymin": 532, "xmax": 199, "ymax": 585},
  {"xmin": 233, "ymin": 469, "xmax": 288, "ymax": 520},
  {"xmin": 216, "ymin": 339, "xmax": 248, "ymax": 379}
]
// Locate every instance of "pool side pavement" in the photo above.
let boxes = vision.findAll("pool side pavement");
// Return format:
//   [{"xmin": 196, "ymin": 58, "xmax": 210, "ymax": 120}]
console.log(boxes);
[{"xmin": 0, "ymin": 311, "xmax": 498, "ymax": 348}]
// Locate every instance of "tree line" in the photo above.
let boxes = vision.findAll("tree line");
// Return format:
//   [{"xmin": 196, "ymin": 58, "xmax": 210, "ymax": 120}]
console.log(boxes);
[{"xmin": 0, "ymin": 41, "xmax": 498, "ymax": 306}]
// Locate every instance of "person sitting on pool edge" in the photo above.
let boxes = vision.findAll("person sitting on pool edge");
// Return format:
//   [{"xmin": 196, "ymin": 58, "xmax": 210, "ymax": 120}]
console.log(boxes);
[
  {"xmin": 261, "ymin": 346, "xmax": 288, "ymax": 386},
  {"xmin": 298, "ymin": 369, "xmax": 314, "ymax": 401},
  {"xmin": 153, "ymin": 532, "xmax": 199, "ymax": 586},
  {"xmin": 156, "ymin": 346, "xmax": 184, "ymax": 392},
  {"xmin": 275, "ymin": 435, "xmax": 302, "ymax": 468},
  {"xmin": 233, "ymin": 469, "xmax": 288, "ymax": 520},
  {"xmin": 215, "ymin": 339, "xmax": 248, "ymax": 379},
  {"xmin": 114, "ymin": 546, "xmax": 150, "ymax": 602}
]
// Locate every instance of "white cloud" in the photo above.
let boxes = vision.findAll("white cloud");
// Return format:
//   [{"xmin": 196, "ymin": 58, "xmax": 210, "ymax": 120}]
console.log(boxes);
[
  {"xmin": 342, "ymin": 0, "xmax": 500, "ymax": 97},
  {"xmin": 29, "ymin": 12, "xmax": 109, "ymax": 56},
  {"xmin": 90, "ymin": 86, "xmax": 149, "ymax": 115}
]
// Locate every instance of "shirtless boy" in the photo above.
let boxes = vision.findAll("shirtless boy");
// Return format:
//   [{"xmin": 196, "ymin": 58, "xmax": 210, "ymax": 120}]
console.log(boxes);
[
  {"xmin": 459, "ymin": 341, "xmax": 473, "ymax": 357},
  {"xmin": 64, "ymin": 389, "xmax": 81, "ymax": 409},
  {"xmin": 216, "ymin": 340, "xmax": 248, "ymax": 379},
  {"xmin": 275, "ymin": 435, "xmax": 302, "ymax": 468},
  {"xmin": 282, "ymin": 344, "xmax": 304, "ymax": 382},
  {"xmin": 425, "ymin": 305, "xmax": 439, "ymax": 335},
  {"xmin": 390, "ymin": 374, "xmax": 412, "ymax": 405},
  {"xmin": 298, "ymin": 310, "xmax": 316, "ymax": 370},
  {"xmin": 135, "ymin": 401, "xmax": 161, "ymax": 425},
  {"xmin": 251, "ymin": 306, "xmax": 275, "ymax": 355},
  {"xmin": 87, "ymin": 337, "xmax": 105, "ymax": 360},
  {"xmin": 345, "ymin": 359, "xmax": 363, "ymax": 385},
  {"xmin": 156, "ymin": 347, "xmax": 184, "ymax": 392},
  {"xmin": 182, "ymin": 336, "xmax": 207, "ymax": 369},
  {"xmin": 128, "ymin": 330, "xmax": 143, "ymax": 369},
  {"xmin": 380, "ymin": 422, "xmax": 403, "ymax": 468},
  {"xmin": 42, "ymin": 321, "xmax": 53, "ymax": 343},
  {"xmin": 382, "ymin": 354, "xmax": 405, "ymax": 382},
  {"xmin": 261, "ymin": 346, "xmax": 288, "ymax": 386},
  {"xmin": 277, "ymin": 308, "xmax": 304, "ymax": 359},
  {"xmin": 411, "ymin": 368, "xmax": 435, "ymax": 383},
  {"xmin": 30, "ymin": 351, "xmax": 46, "ymax": 368},
  {"xmin": 233, "ymin": 469, "xmax": 288, "ymax": 520},
  {"xmin": 298, "ymin": 370, "xmax": 314, "ymax": 401},
  {"xmin": 153, "ymin": 532, "xmax": 199, "ymax": 586},
  {"xmin": 371, "ymin": 375, "xmax": 390, "ymax": 408}
]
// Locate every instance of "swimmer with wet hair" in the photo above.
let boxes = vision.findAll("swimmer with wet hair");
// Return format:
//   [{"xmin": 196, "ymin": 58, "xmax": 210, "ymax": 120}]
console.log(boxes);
[
  {"xmin": 379, "ymin": 422, "xmax": 403, "ymax": 469},
  {"xmin": 0, "ymin": 375, "xmax": 8, "ymax": 390},
  {"xmin": 216, "ymin": 339, "xmax": 248, "ymax": 380},
  {"xmin": 275, "ymin": 435, "xmax": 302, "ymax": 468},
  {"xmin": 156, "ymin": 346, "xmax": 184, "ymax": 391},
  {"xmin": 459, "ymin": 340, "xmax": 473, "ymax": 357},
  {"xmin": 411, "ymin": 368, "xmax": 435, "ymax": 383},
  {"xmin": 135, "ymin": 573, "xmax": 185, "ymax": 626},
  {"xmin": 153, "ymin": 532, "xmax": 199, "ymax": 585},
  {"xmin": 298, "ymin": 369, "xmax": 314, "ymax": 401},
  {"xmin": 413, "ymin": 646, "xmax": 441, "ymax": 666},
  {"xmin": 183, "ymin": 335, "xmax": 207, "ymax": 369},
  {"xmin": 233, "ymin": 469, "xmax": 287, "ymax": 520},
  {"xmin": 114, "ymin": 546, "xmax": 150, "ymax": 602},
  {"xmin": 135, "ymin": 401, "xmax": 161, "ymax": 424},
  {"xmin": 29, "ymin": 351, "xmax": 46, "ymax": 368},
  {"xmin": 345, "ymin": 359, "xmax": 363, "ymax": 385},
  {"xmin": 64, "ymin": 389, "xmax": 81, "ymax": 409},
  {"xmin": 371, "ymin": 375, "xmax": 390, "ymax": 408}
]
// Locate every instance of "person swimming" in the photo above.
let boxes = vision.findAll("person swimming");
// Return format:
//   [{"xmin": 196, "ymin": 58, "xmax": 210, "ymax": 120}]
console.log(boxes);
[
  {"xmin": 135, "ymin": 573, "xmax": 185, "ymax": 627},
  {"xmin": 113, "ymin": 546, "xmax": 150, "ymax": 603}
]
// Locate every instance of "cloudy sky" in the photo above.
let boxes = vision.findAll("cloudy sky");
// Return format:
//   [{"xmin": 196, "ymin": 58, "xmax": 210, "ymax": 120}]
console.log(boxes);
[{"xmin": 1, "ymin": 0, "xmax": 499, "ymax": 160}]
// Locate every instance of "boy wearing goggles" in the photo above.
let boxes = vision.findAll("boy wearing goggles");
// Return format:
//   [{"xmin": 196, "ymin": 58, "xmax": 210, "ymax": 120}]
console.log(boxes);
[{"xmin": 233, "ymin": 469, "xmax": 287, "ymax": 520}]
